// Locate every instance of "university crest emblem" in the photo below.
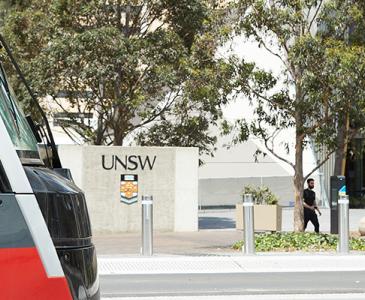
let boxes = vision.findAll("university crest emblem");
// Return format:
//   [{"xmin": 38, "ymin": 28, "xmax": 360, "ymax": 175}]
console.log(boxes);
[{"xmin": 120, "ymin": 174, "xmax": 138, "ymax": 204}]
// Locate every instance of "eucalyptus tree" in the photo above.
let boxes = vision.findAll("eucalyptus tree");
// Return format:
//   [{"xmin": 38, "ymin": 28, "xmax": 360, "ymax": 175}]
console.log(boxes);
[
  {"xmin": 232, "ymin": 0, "xmax": 365, "ymax": 231},
  {"xmin": 319, "ymin": 0, "xmax": 365, "ymax": 176}
]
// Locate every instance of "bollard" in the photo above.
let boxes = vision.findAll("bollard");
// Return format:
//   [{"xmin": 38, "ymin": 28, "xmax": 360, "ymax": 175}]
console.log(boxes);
[
  {"xmin": 338, "ymin": 194, "xmax": 349, "ymax": 254},
  {"xmin": 243, "ymin": 194, "xmax": 255, "ymax": 255},
  {"xmin": 141, "ymin": 195, "xmax": 153, "ymax": 256}
]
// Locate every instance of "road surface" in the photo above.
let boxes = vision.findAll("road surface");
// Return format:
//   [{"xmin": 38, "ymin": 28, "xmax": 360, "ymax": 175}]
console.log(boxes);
[{"xmin": 100, "ymin": 271, "xmax": 365, "ymax": 298}]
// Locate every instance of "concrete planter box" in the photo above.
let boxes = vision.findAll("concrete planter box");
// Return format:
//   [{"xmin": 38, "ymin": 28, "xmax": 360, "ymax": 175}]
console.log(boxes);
[{"xmin": 236, "ymin": 204, "xmax": 282, "ymax": 231}]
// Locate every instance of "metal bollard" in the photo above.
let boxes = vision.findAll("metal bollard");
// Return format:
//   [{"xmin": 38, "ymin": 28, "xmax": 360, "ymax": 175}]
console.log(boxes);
[
  {"xmin": 338, "ymin": 194, "xmax": 349, "ymax": 254},
  {"xmin": 141, "ymin": 195, "xmax": 153, "ymax": 256},
  {"xmin": 243, "ymin": 194, "xmax": 255, "ymax": 255}
]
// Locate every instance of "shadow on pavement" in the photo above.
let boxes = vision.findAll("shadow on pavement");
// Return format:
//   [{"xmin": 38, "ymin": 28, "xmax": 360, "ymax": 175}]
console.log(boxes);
[{"xmin": 199, "ymin": 216, "xmax": 236, "ymax": 229}]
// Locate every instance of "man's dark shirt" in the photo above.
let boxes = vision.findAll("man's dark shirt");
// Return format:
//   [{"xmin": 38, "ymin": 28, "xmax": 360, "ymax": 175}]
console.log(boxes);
[{"xmin": 303, "ymin": 188, "xmax": 316, "ymax": 206}]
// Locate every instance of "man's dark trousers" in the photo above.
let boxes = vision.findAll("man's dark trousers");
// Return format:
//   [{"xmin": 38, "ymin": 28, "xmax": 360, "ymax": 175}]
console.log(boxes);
[{"xmin": 304, "ymin": 207, "xmax": 319, "ymax": 233}]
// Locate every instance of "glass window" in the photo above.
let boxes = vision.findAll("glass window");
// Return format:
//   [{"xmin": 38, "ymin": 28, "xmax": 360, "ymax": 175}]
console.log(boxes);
[{"xmin": 0, "ymin": 64, "xmax": 41, "ymax": 162}]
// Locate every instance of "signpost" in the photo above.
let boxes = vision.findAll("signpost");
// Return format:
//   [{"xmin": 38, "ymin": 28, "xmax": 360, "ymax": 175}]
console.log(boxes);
[{"xmin": 330, "ymin": 176, "xmax": 346, "ymax": 234}]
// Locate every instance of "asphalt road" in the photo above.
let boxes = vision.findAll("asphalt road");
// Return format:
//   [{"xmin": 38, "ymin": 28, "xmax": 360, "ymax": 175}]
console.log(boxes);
[{"xmin": 100, "ymin": 271, "xmax": 365, "ymax": 298}]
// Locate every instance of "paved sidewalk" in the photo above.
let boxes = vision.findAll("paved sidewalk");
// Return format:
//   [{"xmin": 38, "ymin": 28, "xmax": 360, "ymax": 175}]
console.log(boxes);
[
  {"xmin": 93, "ymin": 208, "xmax": 365, "ymax": 256},
  {"xmin": 94, "ymin": 230, "xmax": 241, "ymax": 255}
]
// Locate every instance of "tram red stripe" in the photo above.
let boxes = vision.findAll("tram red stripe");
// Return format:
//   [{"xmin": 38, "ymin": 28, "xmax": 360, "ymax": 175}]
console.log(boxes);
[{"xmin": 0, "ymin": 247, "xmax": 72, "ymax": 300}]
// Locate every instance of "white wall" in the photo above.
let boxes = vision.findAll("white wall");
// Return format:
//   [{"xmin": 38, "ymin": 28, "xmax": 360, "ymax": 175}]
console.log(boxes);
[
  {"xmin": 199, "ymin": 177, "xmax": 294, "ymax": 207},
  {"xmin": 199, "ymin": 139, "xmax": 293, "ymax": 179},
  {"xmin": 174, "ymin": 148, "xmax": 199, "ymax": 231}
]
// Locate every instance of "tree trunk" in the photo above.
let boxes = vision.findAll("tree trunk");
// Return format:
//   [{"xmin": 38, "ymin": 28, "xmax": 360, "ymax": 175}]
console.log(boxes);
[
  {"xmin": 113, "ymin": 129, "xmax": 125, "ymax": 145},
  {"xmin": 112, "ymin": 103, "xmax": 126, "ymax": 145},
  {"xmin": 333, "ymin": 113, "xmax": 350, "ymax": 176},
  {"xmin": 293, "ymin": 75, "xmax": 305, "ymax": 232},
  {"xmin": 94, "ymin": 112, "xmax": 105, "ymax": 145},
  {"xmin": 293, "ymin": 129, "xmax": 304, "ymax": 232}
]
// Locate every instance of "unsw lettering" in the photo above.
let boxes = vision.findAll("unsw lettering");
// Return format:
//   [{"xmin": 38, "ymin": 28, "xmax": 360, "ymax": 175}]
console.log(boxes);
[{"xmin": 102, "ymin": 155, "xmax": 157, "ymax": 171}]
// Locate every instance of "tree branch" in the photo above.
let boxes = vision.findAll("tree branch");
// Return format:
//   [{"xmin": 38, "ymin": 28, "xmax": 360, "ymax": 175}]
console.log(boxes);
[
  {"xmin": 251, "ymin": 27, "xmax": 294, "ymax": 77},
  {"xmin": 59, "ymin": 125, "xmax": 84, "ymax": 144},
  {"xmin": 304, "ymin": 148, "xmax": 335, "ymax": 181},
  {"xmin": 304, "ymin": 112, "xmax": 334, "ymax": 136},
  {"xmin": 263, "ymin": 136, "xmax": 295, "ymax": 169},
  {"xmin": 133, "ymin": 87, "xmax": 183, "ymax": 130},
  {"xmin": 248, "ymin": 86, "xmax": 295, "ymax": 116},
  {"xmin": 308, "ymin": 0, "xmax": 324, "ymax": 34},
  {"xmin": 257, "ymin": 121, "xmax": 295, "ymax": 169}
]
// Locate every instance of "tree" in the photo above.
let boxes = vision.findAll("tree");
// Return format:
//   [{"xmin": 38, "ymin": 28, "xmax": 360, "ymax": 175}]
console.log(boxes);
[
  {"xmin": 231, "ymin": 0, "xmax": 365, "ymax": 231},
  {"xmin": 318, "ymin": 0, "xmax": 365, "ymax": 177},
  {"xmin": 0, "ymin": 0, "xmax": 235, "ymax": 155}
]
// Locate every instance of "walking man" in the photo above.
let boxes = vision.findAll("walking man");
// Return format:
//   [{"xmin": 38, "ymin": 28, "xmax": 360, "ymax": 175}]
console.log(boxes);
[{"xmin": 303, "ymin": 178, "xmax": 322, "ymax": 233}]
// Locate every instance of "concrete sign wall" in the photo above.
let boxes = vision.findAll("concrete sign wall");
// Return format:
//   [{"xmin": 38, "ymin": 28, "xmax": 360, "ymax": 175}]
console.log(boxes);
[{"xmin": 58, "ymin": 146, "xmax": 199, "ymax": 233}]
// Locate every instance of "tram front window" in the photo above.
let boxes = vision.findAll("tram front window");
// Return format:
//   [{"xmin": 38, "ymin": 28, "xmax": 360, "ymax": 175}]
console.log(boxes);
[{"xmin": 0, "ymin": 63, "xmax": 41, "ymax": 164}]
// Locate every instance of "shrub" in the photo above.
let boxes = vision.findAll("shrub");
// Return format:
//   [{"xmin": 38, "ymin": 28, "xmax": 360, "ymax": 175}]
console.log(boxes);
[
  {"xmin": 242, "ymin": 185, "xmax": 278, "ymax": 205},
  {"xmin": 232, "ymin": 232, "xmax": 365, "ymax": 252}
]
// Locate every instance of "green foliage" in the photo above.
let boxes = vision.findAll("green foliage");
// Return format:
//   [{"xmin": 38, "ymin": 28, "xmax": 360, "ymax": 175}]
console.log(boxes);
[
  {"xmin": 231, "ymin": 0, "xmax": 360, "ymax": 159},
  {"xmin": 242, "ymin": 185, "xmax": 278, "ymax": 205},
  {"xmin": 318, "ymin": 0, "xmax": 365, "ymax": 45},
  {"xmin": 232, "ymin": 232, "xmax": 365, "ymax": 252},
  {"xmin": 229, "ymin": 0, "xmax": 365, "ymax": 231},
  {"xmin": 0, "ymin": 0, "xmax": 236, "ymax": 151}
]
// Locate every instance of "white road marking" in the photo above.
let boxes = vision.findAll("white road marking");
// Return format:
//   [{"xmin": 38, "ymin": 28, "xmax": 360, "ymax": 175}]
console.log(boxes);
[{"xmin": 98, "ymin": 254, "xmax": 365, "ymax": 275}]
